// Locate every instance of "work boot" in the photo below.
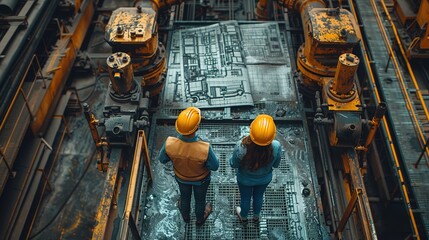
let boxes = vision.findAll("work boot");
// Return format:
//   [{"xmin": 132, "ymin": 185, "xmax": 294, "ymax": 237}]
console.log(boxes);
[
  {"xmin": 177, "ymin": 198, "xmax": 190, "ymax": 223},
  {"xmin": 196, "ymin": 202, "xmax": 212, "ymax": 227}
]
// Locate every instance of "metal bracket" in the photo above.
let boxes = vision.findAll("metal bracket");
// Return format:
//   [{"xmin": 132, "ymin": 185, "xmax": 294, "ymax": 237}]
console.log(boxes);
[{"xmin": 335, "ymin": 188, "xmax": 362, "ymax": 238}]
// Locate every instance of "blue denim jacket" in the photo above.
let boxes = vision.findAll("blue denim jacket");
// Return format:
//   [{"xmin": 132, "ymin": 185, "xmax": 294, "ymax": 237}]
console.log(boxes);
[
  {"xmin": 229, "ymin": 139, "xmax": 282, "ymax": 186},
  {"xmin": 159, "ymin": 134, "xmax": 219, "ymax": 185}
]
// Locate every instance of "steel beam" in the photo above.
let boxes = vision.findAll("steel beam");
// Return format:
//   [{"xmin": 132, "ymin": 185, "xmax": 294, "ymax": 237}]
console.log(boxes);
[{"xmin": 92, "ymin": 148, "xmax": 122, "ymax": 240}]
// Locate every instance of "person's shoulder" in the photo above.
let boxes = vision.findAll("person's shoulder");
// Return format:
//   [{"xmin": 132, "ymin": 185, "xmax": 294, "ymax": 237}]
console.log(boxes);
[
  {"xmin": 196, "ymin": 136, "xmax": 209, "ymax": 143},
  {"xmin": 235, "ymin": 138, "xmax": 244, "ymax": 145},
  {"xmin": 271, "ymin": 140, "xmax": 281, "ymax": 148},
  {"xmin": 199, "ymin": 140, "xmax": 210, "ymax": 146}
]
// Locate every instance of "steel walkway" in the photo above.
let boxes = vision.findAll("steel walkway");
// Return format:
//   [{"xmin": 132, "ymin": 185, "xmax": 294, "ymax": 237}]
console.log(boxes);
[
  {"xmin": 139, "ymin": 22, "xmax": 325, "ymax": 239},
  {"xmin": 141, "ymin": 118, "xmax": 323, "ymax": 239}
]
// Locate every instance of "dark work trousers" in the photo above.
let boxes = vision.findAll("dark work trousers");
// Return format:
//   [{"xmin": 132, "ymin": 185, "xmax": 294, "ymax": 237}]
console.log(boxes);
[
  {"xmin": 238, "ymin": 182, "xmax": 269, "ymax": 219},
  {"xmin": 176, "ymin": 178, "xmax": 210, "ymax": 223}
]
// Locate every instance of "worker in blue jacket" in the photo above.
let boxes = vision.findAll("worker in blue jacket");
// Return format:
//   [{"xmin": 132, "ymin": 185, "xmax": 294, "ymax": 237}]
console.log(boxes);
[
  {"xmin": 159, "ymin": 107, "xmax": 219, "ymax": 226},
  {"xmin": 229, "ymin": 114, "xmax": 282, "ymax": 223}
]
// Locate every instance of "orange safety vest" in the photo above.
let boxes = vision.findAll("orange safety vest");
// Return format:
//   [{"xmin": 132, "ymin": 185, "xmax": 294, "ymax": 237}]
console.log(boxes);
[{"xmin": 165, "ymin": 136, "xmax": 210, "ymax": 181}]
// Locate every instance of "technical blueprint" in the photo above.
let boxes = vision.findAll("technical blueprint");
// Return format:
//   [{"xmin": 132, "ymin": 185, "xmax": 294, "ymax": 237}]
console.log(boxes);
[
  {"xmin": 180, "ymin": 21, "xmax": 253, "ymax": 108},
  {"xmin": 161, "ymin": 21, "xmax": 295, "ymax": 109},
  {"xmin": 248, "ymin": 65, "xmax": 295, "ymax": 102},
  {"xmin": 240, "ymin": 23, "xmax": 287, "ymax": 65}
]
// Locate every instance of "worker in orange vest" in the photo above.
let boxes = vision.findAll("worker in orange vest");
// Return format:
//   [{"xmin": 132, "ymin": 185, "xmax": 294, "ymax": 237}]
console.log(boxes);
[
  {"xmin": 159, "ymin": 107, "xmax": 219, "ymax": 226},
  {"xmin": 230, "ymin": 114, "xmax": 282, "ymax": 223}
]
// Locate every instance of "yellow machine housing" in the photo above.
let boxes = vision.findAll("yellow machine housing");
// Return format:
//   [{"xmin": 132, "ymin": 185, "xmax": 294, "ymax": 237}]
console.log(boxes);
[
  {"xmin": 107, "ymin": 52, "xmax": 135, "ymax": 95},
  {"xmin": 323, "ymin": 53, "xmax": 362, "ymax": 147},
  {"xmin": 298, "ymin": 8, "xmax": 361, "ymax": 88},
  {"xmin": 134, "ymin": 0, "xmax": 184, "ymax": 11},
  {"xmin": 105, "ymin": 7, "xmax": 166, "ymax": 96},
  {"xmin": 416, "ymin": 0, "xmax": 429, "ymax": 49}
]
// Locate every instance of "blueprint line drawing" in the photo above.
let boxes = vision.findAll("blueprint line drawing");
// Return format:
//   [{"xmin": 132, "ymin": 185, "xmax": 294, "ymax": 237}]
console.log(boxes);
[
  {"xmin": 161, "ymin": 21, "xmax": 295, "ymax": 109},
  {"xmin": 240, "ymin": 23, "xmax": 287, "ymax": 65},
  {"xmin": 247, "ymin": 64, "xmax": 295, "ymax": 103},
  {"xmin": 179, "ymin": 21, "xmax": 253, "ymax": 108}
]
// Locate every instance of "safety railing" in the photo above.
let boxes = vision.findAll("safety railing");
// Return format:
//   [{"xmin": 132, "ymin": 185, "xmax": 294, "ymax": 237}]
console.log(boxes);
[
  {"xmin": 26, "ymin": 116, "xmax": 70, "ymax": 239},
  {"xmin": 0, "ymin": 54, "xmax": 47, "ymax": 184},
  {"xmin": 119, "ymin": 130, "xmax": 152, "ymax": 240},
  {"xmin": 378, "ymin": 0, "xmax": 429, "ymax": 168}
]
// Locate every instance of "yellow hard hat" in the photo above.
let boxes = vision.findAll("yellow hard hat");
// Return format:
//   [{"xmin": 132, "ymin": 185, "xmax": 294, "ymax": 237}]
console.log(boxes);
[
  {"xmin": 175, "ymin": 107, "xmax": 201, "ymax": 135},
  {"xmin": 250, "ymin": 114, "xmax": 276, "ymax": 146}
]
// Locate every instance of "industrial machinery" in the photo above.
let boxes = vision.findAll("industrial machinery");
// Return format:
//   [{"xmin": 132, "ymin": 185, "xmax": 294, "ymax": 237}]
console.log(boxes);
[
  {"xmin": 1, "ymin": 0, "xmax": 429, "ymax": 239},
  {"xmin": 104, "ymin": 7, "xmax": 164, "ymax": 96},
  {"xmin": 393, "ymin": 0, "xmax": 429, "ymax": 58},
  {"xmin": 84, "ymin": 52, "xmax": 149, "ymax": 171}
]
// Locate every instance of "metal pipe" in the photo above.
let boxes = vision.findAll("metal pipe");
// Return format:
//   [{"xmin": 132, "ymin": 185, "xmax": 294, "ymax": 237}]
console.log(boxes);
[
  {"xmin": 333, "ymin": 53, "xmax": 359, "ymax": 95},
  {"xmin": 363, "ymin": 102, "xmax": 386, "ymax": 149},
  {"xmin": 83, "ymin": 103, "xmax": 108, "ymax": 171},
  {"xmin": 107, "ymin": 53, "xmax": 134, "ymax": 95},
  {"xmin": 0, "ymin": 0, "xmax": 18, "ymax": 15},
  {"xmin": 92, "ymin": 148, "xmax": 122, "ymax": 240},
  {"xmin": 294, "ymin": 0, "xmax": 326, "ymax": 31},
  {"xmin": 0, "ymin": 0, "xmax": 60, "ymax": 128},
  {"xmin": 314, "ymin": 126, "xmax": 339, "ymax": 232}
]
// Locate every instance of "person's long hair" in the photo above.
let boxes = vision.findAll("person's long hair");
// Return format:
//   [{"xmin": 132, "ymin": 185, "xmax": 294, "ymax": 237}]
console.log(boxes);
[{"xmin": 239, "ymin": 136, "xmax": 273, "ymax": 171}]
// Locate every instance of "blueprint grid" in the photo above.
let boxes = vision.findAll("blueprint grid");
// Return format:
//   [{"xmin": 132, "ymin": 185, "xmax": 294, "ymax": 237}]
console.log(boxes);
[
  {"xmin": 240, "ymin": 23, "xmax": 287, "ymax": 65},
  {"xmin": 161, "ymin": 21, "xmax": 294, "ymax": 109},
  {"xmin": 180, "ymin": 21, "xmax": 253, "ymax": 108},
  {"xmin": 248, "ymin": 65, "xmax": 295, "ymax": 102}
]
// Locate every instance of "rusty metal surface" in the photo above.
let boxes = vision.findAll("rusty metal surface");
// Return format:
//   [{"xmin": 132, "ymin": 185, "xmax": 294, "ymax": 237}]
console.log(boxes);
[
  {"xmin": 30, "ymin": 0, "xmax": 95, "ymax": 134},
  {"xmin": 105, "ymin": 7, "xmax": 156, "ymax": 44},
  {"xmin": 310, "ymin": 9, "xmax": 360, "ymax": 43},
  {"xmin": 92, "ymin": 149, "xmax": 121, "ymax": 240}
]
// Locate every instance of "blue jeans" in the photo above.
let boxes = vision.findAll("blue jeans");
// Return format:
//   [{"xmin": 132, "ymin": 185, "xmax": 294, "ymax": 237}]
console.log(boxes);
[
  {"xmin": 176, "ymin": 178, "xmax": 210, "ymax": 222},
  {"xmin": 238, "ymin": 182, "xmax": 269, "ymax": 219}
]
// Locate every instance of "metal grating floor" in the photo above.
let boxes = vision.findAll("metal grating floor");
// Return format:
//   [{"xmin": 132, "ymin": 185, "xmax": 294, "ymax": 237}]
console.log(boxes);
[
  {"xmin": 140, "ymin": 21, "xmax": 323, "ymax": 239},
  {"xmin": 139, "ymin": 122, "xmax": 322, "ymax": 239}
]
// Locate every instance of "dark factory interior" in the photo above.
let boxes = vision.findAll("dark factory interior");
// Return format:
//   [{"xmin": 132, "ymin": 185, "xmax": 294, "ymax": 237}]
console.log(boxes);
[{"xmin": 1, "ymin": 0, "xmax": 429, "ymax": 239}]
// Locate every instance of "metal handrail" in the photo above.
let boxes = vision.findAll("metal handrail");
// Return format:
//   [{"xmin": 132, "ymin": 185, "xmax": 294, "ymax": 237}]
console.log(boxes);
[
  {"xmin": 367, "ymin": 0, "xmax": 429, "ymax": 167},
  {"xmin": 26, "ymin": 118, "xmax": 69, "ymax": 239},
  {"xmin": 0, "ymin": 55, "xmax": 45, "ymax": 171},
  {"xmin": 379, "ymin": 0, "xmax": 429, "ymax": 166},
  {"xmin": 0, "ymin": 54, "xmax": 44, "ymax": 131}
]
